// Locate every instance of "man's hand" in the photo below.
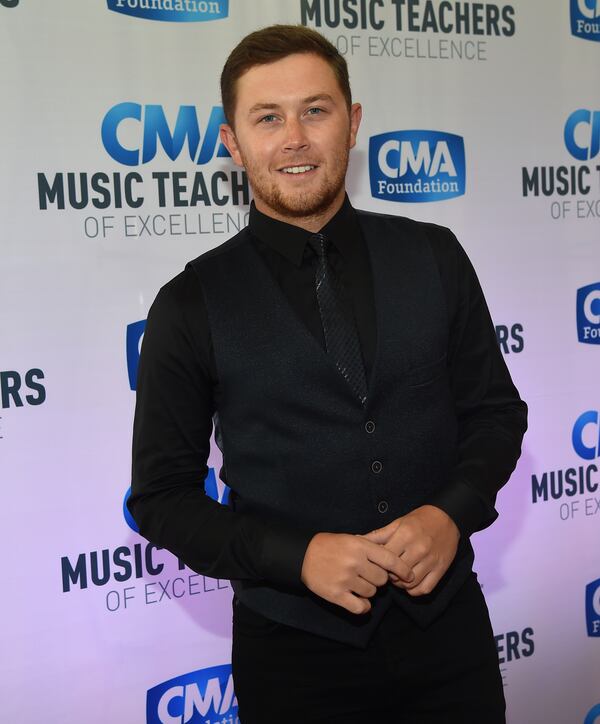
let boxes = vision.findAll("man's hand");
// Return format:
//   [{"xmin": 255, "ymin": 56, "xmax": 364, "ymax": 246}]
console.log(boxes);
[
  {"xmin": 300, "ymin": 532, "xmax": 415, "ymax": 615},
  {"xmin": 363, "ymin": 505, "xmax": 460, "ymax": 597}
]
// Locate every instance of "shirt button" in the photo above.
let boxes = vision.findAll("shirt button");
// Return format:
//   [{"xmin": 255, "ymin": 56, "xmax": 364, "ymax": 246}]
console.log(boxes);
[
  {"xmin": 365, "ymin": 420, "xmax": 375, "ymax": 434},
  {"xmin": 377, "ymin": 500, "xmax": 389, "ymax": 514},
  {"xmin": 371, "ymin": 460, "xmax": 383, "ymax": 474}
]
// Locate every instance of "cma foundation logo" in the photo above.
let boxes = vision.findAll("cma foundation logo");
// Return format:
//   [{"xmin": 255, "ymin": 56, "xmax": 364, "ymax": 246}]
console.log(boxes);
[
  {"xmin": 571, "ymin": 0, "xmax": 600, "ymax": 42},
  {"xmin": 147, "ymin": 664, "xmax": 238, "ymax": 724},
  {"xmin": 123, "ymin": 467, "xmax": 229, "ymax": 533},
  {"xmin": 126, "ymin": 319, "xmax": 146, "ymax": 390},
  {"xmin": 522, "ymin": 109, "xmax": 600, "ymax": 207},
  {"xmin": 107, "ymin": 0, "xmax": 228, "ymax": 23},
  {"xmin": 101, "ymin": 103, "xmax": 229, "ymax": 166},
  {"xmin": 531, "ymin": 411, "xmax": 600, "ymax": 518},
  {"xmin": 586, "ymin": 578, "xmax": 600, "ymax": 636},
  {"xmin": 586, "ymin": 704, "xmax": 600, "ymax": 724},
  {"xmin": 577, "ymin": 282, "xmax": 600, "ymax": 344},
  {"xmin": 369, "ymin": 131, "xmax": 466, "ymax": 203}
]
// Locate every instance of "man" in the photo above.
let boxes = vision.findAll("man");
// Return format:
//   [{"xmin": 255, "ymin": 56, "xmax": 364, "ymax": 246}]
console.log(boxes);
[{"xmin": 129, "ymin": 24, "xmax": 527, "ymax": 724}]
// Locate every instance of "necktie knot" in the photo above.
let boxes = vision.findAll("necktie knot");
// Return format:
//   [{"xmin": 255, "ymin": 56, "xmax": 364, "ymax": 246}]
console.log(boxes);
[{"xmin": 307, "ymin": 233, "xmax": 329, "ymax": 259}]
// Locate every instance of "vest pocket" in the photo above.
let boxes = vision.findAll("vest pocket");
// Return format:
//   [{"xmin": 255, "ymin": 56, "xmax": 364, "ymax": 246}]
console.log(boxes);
[{"xmin": 404, "ymin": 354, "xmax": 447, "ymax": 388}]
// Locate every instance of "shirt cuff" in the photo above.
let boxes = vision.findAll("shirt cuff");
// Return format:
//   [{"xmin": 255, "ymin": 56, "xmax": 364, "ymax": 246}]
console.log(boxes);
[
  {"xmin": 259, "ymin": 523, "xmax": 317, "ymax": 589},
  {"xmin": 426, "ymin": 480, "xmax": 498, "ymax": 539}
]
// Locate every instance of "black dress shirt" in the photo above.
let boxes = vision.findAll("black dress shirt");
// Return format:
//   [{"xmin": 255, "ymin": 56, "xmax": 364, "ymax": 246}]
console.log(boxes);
[{"xmin": 129, "ymin": 195, "xmax": 527, "ymax": 586}]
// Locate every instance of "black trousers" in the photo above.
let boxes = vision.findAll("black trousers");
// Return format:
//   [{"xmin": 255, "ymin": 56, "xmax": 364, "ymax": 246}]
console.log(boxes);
[{"xmin": 231, "ymin": 572, "xmax": 506, "ymax": 724}]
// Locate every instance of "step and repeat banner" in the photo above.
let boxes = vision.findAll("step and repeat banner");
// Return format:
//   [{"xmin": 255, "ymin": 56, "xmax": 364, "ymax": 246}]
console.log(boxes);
[{"xmin": 1, "ymin": 1, "xmax": 599, "ymax": 722}]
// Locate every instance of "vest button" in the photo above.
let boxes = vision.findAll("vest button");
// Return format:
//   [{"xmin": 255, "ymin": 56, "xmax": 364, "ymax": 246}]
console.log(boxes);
[
  {"xmin": 377, "ymin": 500, "xmax": 389, "ymax": 514},
  {"xmin": 371, "ymin": 460, "xmax": 383, "ymax": 474},
  {"xmin": 365, "ymin": 420, "xmax": 375, "ymax": 434}
]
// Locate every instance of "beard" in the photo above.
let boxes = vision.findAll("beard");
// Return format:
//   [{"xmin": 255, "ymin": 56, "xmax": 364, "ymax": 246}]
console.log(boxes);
[{"xmin": 239, "ymin": 138, "xmax": 350, "ymax": 220}]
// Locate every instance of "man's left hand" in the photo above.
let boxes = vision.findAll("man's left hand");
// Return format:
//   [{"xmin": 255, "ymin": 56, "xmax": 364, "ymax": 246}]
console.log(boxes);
[{"xmin": 362, "ymin": 505, "xmax": 460, "ymax": 597}]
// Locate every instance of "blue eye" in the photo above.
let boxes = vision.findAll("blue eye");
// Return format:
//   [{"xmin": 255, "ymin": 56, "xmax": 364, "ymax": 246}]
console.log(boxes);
[
  {"xmin": 260, "ymin": 114, "xmax": 277, "ymax": 123},
  {"xmin": 307, "ymin": 107, "xmax": 323, "ymax": 115}
]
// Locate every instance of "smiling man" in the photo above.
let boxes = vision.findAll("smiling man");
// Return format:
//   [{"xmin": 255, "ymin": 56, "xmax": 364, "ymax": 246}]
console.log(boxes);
[{"xmin": 129, "ymin": 24, "xmax": 527, "ymax": 724}]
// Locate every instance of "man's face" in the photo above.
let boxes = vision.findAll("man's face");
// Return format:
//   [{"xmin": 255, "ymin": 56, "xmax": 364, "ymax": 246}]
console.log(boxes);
[{"xmin": 220, "ymin": 52, "xmax": 362, "ymax": 225}]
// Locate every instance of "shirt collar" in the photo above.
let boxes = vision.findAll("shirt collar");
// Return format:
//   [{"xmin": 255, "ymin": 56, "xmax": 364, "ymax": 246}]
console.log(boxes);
[{"xmin": 248, "ymin": 194, "xmax": 360, "ymax": 267}]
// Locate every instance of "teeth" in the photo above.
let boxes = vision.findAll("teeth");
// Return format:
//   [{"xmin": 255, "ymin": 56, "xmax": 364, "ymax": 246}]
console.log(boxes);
[{"xmin": 282, "ymin": 165, "xmax": 315, "ymax": 174}]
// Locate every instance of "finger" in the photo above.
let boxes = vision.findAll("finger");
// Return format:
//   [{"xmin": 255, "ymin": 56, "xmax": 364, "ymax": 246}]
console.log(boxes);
[
  {"xmin": 405, "ymin": 570, "xmax": 440, "ymax": 597},
  {"xmin": 339, "ymin": 591, "xmax": 371, "ymax": 615},
  {"xmin": 366, "ymin": 542, "xmax": 415, "ymax": 583},
  {"xmin": 351, "ymin": 576, "xmax": 378, "ymax": 599},
  {"xmin": 360, "ymin": 519, "xmax": 402, "ymax": 545},
  {"xmin": 391, "ymin": 558, "xmax": 432, "ymax": 589},
  {"xmin": 358, "ymin": 559, "xmax": 390, "ymax": 587}
]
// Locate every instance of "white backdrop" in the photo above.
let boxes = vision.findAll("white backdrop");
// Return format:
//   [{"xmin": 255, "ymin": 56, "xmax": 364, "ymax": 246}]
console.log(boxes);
[{"xmin": 1, "ymin": 1, "xmax": 599, "ymax": 722}]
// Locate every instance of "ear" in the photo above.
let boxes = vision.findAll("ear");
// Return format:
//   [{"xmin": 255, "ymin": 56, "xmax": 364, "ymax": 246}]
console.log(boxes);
[
  {"xmin": 219, "ymin": 123, "xmax": 243, "ymax": 167},
  {"xmin": 348, "ymin": 102, "xmax": 362, "ymax": 150}
]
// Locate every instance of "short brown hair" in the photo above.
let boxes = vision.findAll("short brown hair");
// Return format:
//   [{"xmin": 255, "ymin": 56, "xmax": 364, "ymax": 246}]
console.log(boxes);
[{"xmin": 220, "ymin": 24, "xmax": 352, "ymax": 126}]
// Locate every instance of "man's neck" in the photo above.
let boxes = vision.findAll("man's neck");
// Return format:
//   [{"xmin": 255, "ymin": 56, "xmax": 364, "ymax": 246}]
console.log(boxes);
[{"xmin": 253, "ymin": 190, "xmax": 347, "ymax": 233}]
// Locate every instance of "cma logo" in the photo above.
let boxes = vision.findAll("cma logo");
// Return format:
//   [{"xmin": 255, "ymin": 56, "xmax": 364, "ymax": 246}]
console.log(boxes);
[
  {"xmin": 369, "ymin": 130, "xmax": 466, "ymax": 203},
  {"xmin": 577, "ymin": 282, "xmax": 600, "ymax": 344},
  {"xmin": 107, "ymin": 0, "xmax": 228, "ymax": 23},
  {"xmin": 123, "ymin": 470, "xmax": 230, "ymax": 533},
  {"xmin": 146, "ymin": 664, "xmax": 238, "ymax": 724},
  {"xmin": 101, "ymin": 104, "xmax": 230, "ymax": 166},
  {"xmin": 1, "ymin": 369, "xmax": 45, "ymax": 409},
  {"xmin": 586, "ymin": 703, "xmax": 600, "ymax": 724},
  {"xmin": 564, "ymin": 109, "xmax": 600, "ymax": 161},
  {"xmin": 572, "ymin": 411, "xmax": 600, "ymax": 460},
  {"xmin": 586, "ymin": 578, "xmax": 600, "ymax": 636},
  {"xmin": 571, "ymin": 0, "xmax": 600, "ymax": 42},
  {"xmin": 126, "ymin": 319, "xmax": 146, "ymax": 390}
]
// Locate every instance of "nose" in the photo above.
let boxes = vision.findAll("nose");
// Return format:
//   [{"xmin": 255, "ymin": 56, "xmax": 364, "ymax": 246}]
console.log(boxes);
[{"xmin": 282, "ymin": 117, "xmax": 309, "ymax": 153}]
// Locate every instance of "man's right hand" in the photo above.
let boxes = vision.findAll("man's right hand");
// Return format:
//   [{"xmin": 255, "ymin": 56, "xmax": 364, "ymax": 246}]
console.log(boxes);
[{"xmin": 300, "ymin": 532, "xmax": 415, "ymax": 615}]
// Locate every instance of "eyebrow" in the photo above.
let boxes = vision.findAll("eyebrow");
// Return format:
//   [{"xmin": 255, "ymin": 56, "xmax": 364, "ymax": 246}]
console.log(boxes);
[{"xmin": 247, "ymin": 93, "xmax": 336, "ymax": 116}]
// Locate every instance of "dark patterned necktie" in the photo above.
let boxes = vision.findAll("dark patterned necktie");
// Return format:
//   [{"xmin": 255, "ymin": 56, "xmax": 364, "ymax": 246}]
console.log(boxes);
[{"xmin": 307, "ymin": 233, "xmax": 368, "ymax": 405}]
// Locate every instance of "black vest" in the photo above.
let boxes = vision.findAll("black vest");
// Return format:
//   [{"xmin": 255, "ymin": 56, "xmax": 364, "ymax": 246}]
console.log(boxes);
[{"xmin": 193, "ymin": 210, "xmax": 474, "ymax": 648}]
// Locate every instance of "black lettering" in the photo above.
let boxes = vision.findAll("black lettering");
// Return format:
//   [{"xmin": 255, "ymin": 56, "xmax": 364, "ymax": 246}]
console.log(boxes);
[
  {"xmin": 173, "ymin": 171, "xmax": 188, "ymax": 207},
  {"xmin": 190, "ymin": 172, "xmax": 211, "ymax": 206},
  {"xmin": 521, "ymin": 627, "xmax": 535, "ymax": 657},
  {"xmin": 145, "ymin": 544, "xmax": 164, "ymax": 576},
  {"xmin": 61, "ymin": 553, "xmax": 87, "ymax": 592},
  {"xmin": 510, "ymin": 323, "xmax": 524, "ymax": 353},
  {"xmin": 231, "ymin": 171, "xmax": 250, "ymax": 206},
  {"xmin": 421, "ymin": 1, "xmax": 439, "ymax": 32},
  {"xmin": 531, "ymin": 472, "xmax": 548, "ymax": 503},
  {"xmin": 113, "ymin": 546, "xmax": 133, "ymax": 583},
  {"xmin": 124, "ymin": 172, "xmax": 143, "ymax": 208},
  {"xmin": 522, "ymin": 167, "xmax": 538, "ymax": 197},
  {"xmin": 90, "ymin": 173, "xmax": 112, "ymax": 210},
  {"xmin": 587, "ymin": 464, "xmax": 599, "ymax": 493},
  {"xmin": 152, "ymin": 171, "xmax": 169, "ymax": 206},
  {"xmin": 486, "ymin": 4, "xmax": 500, "ymax": 36},
  {"xmin": 495, "ymin": 325, "xmax": 509, "ymax": 353},
  {"xmin": 1, "ymin": 371, "xmax": 23, "ymax": 408},
  {"xmin": 67, "ymin": 172, "xmax": 89, "ymax": 210},
  {"xmin": 342, "ymin": 0, "xmax": 358, "ymax": 28},
  {"xmin": 324, "ymin": 0, "xmax": 340, "ymax": 27},
  {"xmin": 300, "ymin": 0, "xmax": 321, "ymax": 25},
  {"xmin": 369, "ymin": 0, "xmax": 384, "ymax": 30},
  {"xmin": 211, "ymin": 171, "xmax": 229, "ymax": 207},
  {"xmin": 505, "ymin": 631, "xmax": 520, "ymax": 662},
  {"xmin": 472, "ymin": 3, "xmax": 484, "ymax": 35},
  {"xmin": 90, "ymin": 549, "xmax": 111, "ymax": 587},
  {"xmin": 502, "ymin": 5, "xmax": 516, "ymax": 37},
  {"xmin": 24, "ymin": 368, "xmax": 45, "ymax": 406},
  {"xmin": 38, "ymin": 172, "xmax": 65, "ymax": 210}
]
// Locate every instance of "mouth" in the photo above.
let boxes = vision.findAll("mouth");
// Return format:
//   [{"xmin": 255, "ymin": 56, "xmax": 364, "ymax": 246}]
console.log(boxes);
[{"xmin": 278, "ymin": 164, "xmax": 319, "ymax": 175}]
